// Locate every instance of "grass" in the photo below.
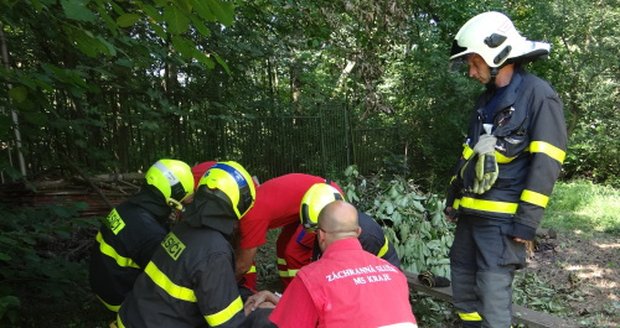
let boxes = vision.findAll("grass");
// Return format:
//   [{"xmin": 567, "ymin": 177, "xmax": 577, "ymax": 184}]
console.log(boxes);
[{"xmin": 543, "ymin": 180, "xmax": 620, "ymax": 235}]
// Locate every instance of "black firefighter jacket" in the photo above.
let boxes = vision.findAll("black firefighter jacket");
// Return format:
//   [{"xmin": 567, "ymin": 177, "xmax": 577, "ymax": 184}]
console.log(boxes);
[
  {"xmin": 117, "ymin": 188, "xmax": 245, "ymax": 328},
  {"xmin": 89, "ymin": 187, "xmax": 171, "ymax": 311},
  {"xmin": 446, "ymin": 68, "xmax": 568, "ymax": 240}
]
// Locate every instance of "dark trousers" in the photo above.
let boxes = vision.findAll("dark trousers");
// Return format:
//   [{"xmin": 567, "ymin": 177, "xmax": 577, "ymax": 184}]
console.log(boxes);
[
  {"xmin": 242, "ymin": 308, "xmax": 276, "ymax": 328},
  {"xmin": 450, "ymin": 217, "xmax": 526, "ymax": 328}
]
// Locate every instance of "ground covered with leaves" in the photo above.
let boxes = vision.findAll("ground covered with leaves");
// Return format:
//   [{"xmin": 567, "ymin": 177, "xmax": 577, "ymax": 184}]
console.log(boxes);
[{"xmin": 518, "ymin": 230, "xmax": 619, "ymax": 327}]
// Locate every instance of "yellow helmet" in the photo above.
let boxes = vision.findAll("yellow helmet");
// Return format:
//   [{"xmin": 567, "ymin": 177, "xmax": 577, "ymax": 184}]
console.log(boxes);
[
  {"xmin": 198, "ymin": 161, "xmax": 256, "ymax": 219},
  {"xmin": 300, "ymin": 183, "xmax": 344, "ymax": 232},
  {"xmin": 145, "ymin": 159, "xmax": 194, "ymax": 210}
]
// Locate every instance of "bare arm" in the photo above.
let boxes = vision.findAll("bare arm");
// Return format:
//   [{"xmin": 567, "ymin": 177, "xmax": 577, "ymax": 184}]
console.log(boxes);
[{"xmin": 235, "ymin": 247, "xmax": 258, "ymax": 279}]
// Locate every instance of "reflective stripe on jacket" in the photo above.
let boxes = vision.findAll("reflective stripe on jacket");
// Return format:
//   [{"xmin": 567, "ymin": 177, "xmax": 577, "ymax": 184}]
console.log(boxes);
[
  {"xmin": 358, "ymin": 212, "xmax": 401, "ymax": 268},
  {"xmin": 89, "ymin": 194, "xmax": 169, "ymax": 310},
  {"xmin": 117, "ymin": 221, "xmax": 244, "ymax": 327}
]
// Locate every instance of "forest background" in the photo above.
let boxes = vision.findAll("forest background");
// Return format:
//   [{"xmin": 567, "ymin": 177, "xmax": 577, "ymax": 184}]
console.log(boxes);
[{"xmin": 0, "ymin": 0, "xmax": 618, "ymax": 327}]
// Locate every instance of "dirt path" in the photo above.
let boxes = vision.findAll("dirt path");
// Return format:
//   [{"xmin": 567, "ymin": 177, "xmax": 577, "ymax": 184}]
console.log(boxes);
[{"xmin": 525, "ymin": 231, "xmax": 619, "ymax": 327}]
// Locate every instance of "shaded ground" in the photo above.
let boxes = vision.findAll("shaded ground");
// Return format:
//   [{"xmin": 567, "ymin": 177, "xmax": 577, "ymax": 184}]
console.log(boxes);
[{"xmin": 524, "ymin": 231, "xmax": 619, "ymax": 327}]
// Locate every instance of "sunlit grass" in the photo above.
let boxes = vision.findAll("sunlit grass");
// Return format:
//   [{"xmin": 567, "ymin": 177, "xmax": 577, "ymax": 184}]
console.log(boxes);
[{"xmin": 543, "ymin": 180, "xmax": 620, "ymax": 235}]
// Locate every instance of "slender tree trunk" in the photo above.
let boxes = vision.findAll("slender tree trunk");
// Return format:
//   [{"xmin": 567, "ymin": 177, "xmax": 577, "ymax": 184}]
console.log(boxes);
[{"xmin": 0, "ymin": 24, "xmax": 27, "ymax": 177}]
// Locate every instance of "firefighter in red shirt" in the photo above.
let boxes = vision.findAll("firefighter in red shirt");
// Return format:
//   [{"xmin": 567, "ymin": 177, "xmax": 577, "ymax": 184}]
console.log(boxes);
[
  {"xmin": 245, "ymin": 201, "xmax": 417, "ymax": 328},
  {"xmin": 235, "ymin": 173, "xmax": 342, "ymax": 290}
]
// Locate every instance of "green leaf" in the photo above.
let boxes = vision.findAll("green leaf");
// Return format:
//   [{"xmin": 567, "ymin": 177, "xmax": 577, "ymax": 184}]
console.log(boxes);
[
  {"xmin": 385, "ymin": 201, "xmax": 394, "ymax": 215},
  {"xmin": 0, "ymin": 116, "xmax": 10, "ymax": 137},
  {"xmin": 116, "ymin": 13, "xmax": 140, "ymax": 27},
  {"xmin": 211, "ymin": 52, "xmax": 230, "ymax": 75},
  {"xmin": 189, "ymin": 14, "xmax": 212, "ymax": 37},
  {"xmin": 194, "ymin": 51, "xmax": 215, "ymax": 69},
  {"xmin": 141, "ymin": 4, "xmax": 162, "ymax": 21},
  {"xmin": 163, "ymin": 5, "xmax": 190, "ymax": 34},
  {"xmin": 190, "ymin": 0, "xmax": 216, "ymax": 21},
  {"xmin": 171, "ymin": 36, "xmax": 195, "ymax": 59},
  {"xmin": 8, "ymin": 86, "xmax": 27, "ymax": 103},
  {"xmin": 149, "ymin": 22, "xmax": 167, "ymax": 39},
  {"xmin": 205, "ymin": 0, "xmax": 234, "ymax": 26},
  {"xmin": 0, "ymin": 235, "xmax": 18, "ymax": 246},
  {"xmin": 61, "ymin": 0, "xmax": 96, "ymax": 22},
  {"xmin": 176, "ymin": 0, "xmax": 193, "ymax": 14},
  {"xmin": 0, "ymin": 252, "xmax": 11, "ymax": 262},
  {"xmin": 22, "ymin": 111, "xmax": 47, "ymax": 126},
  {"xmin": 96, "ymin": 36, "xmax": 117, "ymax": 56}
]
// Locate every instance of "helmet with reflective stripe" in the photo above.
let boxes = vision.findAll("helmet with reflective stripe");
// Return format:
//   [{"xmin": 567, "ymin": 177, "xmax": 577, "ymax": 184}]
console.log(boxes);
[
  {"xmin": 198, "ymin": 161, "xmax": 256, "ymax": 219},
  {"xmin": 145, "ymin": 159, "xmax": 194, "ymax": 210},
  {"xmin": 300, "ymin": 183, "xmax": 344, "ymax": 232},
  {"xmin": 450, "ymin": 11, "xmax": 550, "ymax": 68}
]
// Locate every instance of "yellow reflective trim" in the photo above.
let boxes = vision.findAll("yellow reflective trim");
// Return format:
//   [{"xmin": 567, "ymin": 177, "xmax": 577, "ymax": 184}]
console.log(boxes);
[
  {"xmin": 277, "ymin": 258, "xmax": 287, "ymax": 265},
  {"xmin": 520, "ymin": 189, "xmax": 549, "ymax": 208},
  {"xmin": 287, "ymin": 269, "xmax": 299, "ymax": 277},
  {"xmin": 96, "ymin": 231, "xmax": 140, "ymax": 269},
  {"xmin": 205, "ymin": 295, "xmax": 243, "ymax": 326},
  {"xmin": 377, "ymin": 236, "xmax": 389, "ymax": 258},
  {"xmin": 458, "ymin": 311, "xmax": 482, "ymax": 321},
  {"xmin": 145, "ymin": 261, "xmax": 197, "ymax": 302},
  {"xmin": 459, "ymin": 197, "xmax": 518, "ymax": 214},
  {"xmin": 452, "ymin": 198, "xmax": 461, "ymax": 210},
  {"xmin": 462, "ymin": 144, "xmax": 474, "ymax": 160},
  {"xmin": 495, "ymin": 150, "xmax": 517, "ymax": 164},
  {"xmin": 449, "ymin": 175, "xmax": 457, "ymax": 184},
  {"xmin": 246, "ymin": 265, "xmax": 256, "ymax": 274},
  {"xmin": 116, "ymin": 314, "xmax": 126, "ymax": 328},
  {"xmin": 530, "ymin": 141, "xmax": 566, "ymax": 164},
  {"xmin": 278, "ymin": 270, "xmax": 289, "ymax": 277},
  {"xmin": 96, "ymin": 295, "xmax": 120, "ymax": 312}
]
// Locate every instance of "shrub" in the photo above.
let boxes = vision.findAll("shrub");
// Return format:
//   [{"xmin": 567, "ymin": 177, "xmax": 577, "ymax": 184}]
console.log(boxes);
[
  {"xmin": 0, "ymin": 202, "xmax": 99, "ymax": 326},
  {"xmin": 341, "ymin": 165, "xmax": 453, "ymax": 277}
]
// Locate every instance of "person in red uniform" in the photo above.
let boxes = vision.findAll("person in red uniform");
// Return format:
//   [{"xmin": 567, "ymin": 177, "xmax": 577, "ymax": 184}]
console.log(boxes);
[
  {"xmin": 244, "ymin": 200, "xmax": 418, "ymax": 328},
  {"xmin": 235, "ymin": 173, "xmax": 342, "ymax": 290},
  {"xmin": 191, "ymin": 161, "xmax": 217, "ymax": 190}
]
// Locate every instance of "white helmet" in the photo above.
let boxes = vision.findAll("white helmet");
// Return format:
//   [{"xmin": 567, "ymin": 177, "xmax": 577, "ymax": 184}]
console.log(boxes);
[{"xmin": 450, "ymin": 11, "xmax": 550, "ymax": 68}]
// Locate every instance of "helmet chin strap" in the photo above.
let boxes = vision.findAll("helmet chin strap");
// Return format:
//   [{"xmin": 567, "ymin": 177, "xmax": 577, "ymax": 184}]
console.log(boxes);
[
  {"xmin": 168, "ymin": 198, "xmax": 184, "ymax": 212},
  {"xmin": 486, "ymin": 66, "xmax": 500, "ymax": 89}
]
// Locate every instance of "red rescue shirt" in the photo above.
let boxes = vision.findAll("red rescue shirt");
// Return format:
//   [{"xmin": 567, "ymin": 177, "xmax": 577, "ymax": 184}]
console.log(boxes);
[
  {"xmin": 270, "ymin": 238, "xmax": 417, "ymax": 328},
  {"xmin": 239, "ymin": 174, "xmax": 340, "ymax": 249}
]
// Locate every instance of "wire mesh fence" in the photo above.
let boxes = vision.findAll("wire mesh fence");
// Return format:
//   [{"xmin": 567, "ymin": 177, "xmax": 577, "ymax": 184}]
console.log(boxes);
[{"xmin": 2, "ymin": 106, "xmax": 409, "ymax": 182}]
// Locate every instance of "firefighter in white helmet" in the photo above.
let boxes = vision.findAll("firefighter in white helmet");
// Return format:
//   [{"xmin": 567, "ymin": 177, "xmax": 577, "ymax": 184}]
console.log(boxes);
[{"xmin": 445, "ymin": 12, "xmax": 567, "ymax": 327}]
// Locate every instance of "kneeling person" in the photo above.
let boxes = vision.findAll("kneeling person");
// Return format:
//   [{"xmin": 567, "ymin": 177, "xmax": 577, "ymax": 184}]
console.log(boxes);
[
  {"xmin": 247, "ymin": 201, "xmax": 417, "ymax": 328},
  {"xmin": 301, "ymin": 183, "xmax": 401, "ymax": 268},
  {"xmin": 117, "ymin": 161, "xmax": 257, "ymax": 328}
]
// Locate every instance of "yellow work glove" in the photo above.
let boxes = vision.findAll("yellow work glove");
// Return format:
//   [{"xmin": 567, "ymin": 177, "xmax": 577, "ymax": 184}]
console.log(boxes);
[{"xmin": 472, "ymin": 134, "xmax": 498, "ymax": 194}]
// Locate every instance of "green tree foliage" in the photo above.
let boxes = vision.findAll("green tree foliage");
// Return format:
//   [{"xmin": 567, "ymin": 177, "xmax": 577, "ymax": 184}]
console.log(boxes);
[
  {"xmin": 1, "ymin": 0, "xmax": 235, "ymax": 174},
  {"xmin": 0, "ymin": 202, "xmax": 96, "ymax": 325}
]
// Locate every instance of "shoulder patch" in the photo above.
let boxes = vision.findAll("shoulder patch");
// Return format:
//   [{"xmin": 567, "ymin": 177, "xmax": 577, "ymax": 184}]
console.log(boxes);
[
  {"xmin": 162, "ymin": 232, "xmax": 186, "ymax": 261},
  {"xmin": 104, "ymin": 208, "xmax": 126, "ymax": 235}
]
